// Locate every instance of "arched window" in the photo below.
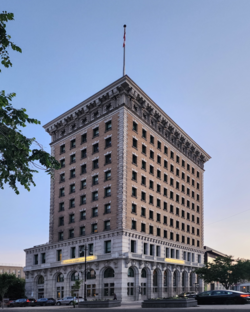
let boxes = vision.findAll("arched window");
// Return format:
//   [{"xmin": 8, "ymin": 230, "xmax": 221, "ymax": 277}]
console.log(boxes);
[
  {"xmin": 104, "ymin": 267, "xmax": 114, "ymax": 278},
  {"xmin": 57, "ymin": 273, "xmax": 64, "ymax": 283},
  {"xmin": 173, "ymin": 271, "xmax": 177, "ymax": 287},
  {"xmin": 164, "ymin": 270, "xmax": 168, "ymax": 287},
  {"xmin": 38, "ymin": 276, "xmax": 44, "ymax": 285},
  {"xmin": 182, "ymin": 272, "xmax": 185, "ymax": 287},
  {"xmin": 128, "ymin": 267, "xmax": 134, "ymax": 277},
  {"xmin": 71, "ymin": 272, "xmax": 79, "ymax": 281},
  {"xmin": 141, "ymin": 268, "xmax": 147, "ymax": 278},
  {"xmin": 153, "ymin": 269, "xmax": 158, "ymax": 287},
  {"xmin": 87, "ymin": 269, "xmax": 96, "ymax": 280}
]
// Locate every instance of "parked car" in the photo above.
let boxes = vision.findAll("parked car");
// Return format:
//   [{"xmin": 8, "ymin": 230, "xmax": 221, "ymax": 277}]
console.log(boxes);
[
  {"xmin": 56, "ymin": 296, "xmax": 84, "ymax": 305},
  {"xmin": 196, "ymin": 290, "xmax": 250, "ymax": 305},
  {"xmin": 178, "ymin": 291, "xmax": 197, "ymax": 298},
  {"xmin": 9, "ymin": 298, "xmax": 37, "ymax": 307},
  {"xmin": 36, "ymin": 298, "xmax": 56, "ymax": 306}
]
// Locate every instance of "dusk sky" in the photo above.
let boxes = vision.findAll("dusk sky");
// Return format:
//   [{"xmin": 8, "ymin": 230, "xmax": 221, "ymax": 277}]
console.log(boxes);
[{"xmin": 1, "ymin": 0, "xmax": 250, "ymax": 265}]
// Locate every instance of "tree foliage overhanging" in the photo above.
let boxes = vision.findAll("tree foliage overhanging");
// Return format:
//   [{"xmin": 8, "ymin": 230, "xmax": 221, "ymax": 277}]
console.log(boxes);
[
  {"xmin": 195, "ymin": 256, "xmax": 250, "ymax": 290},
  {"xmin": 0, "ymin": 11, "xmax": 60, "ymax": 194}
]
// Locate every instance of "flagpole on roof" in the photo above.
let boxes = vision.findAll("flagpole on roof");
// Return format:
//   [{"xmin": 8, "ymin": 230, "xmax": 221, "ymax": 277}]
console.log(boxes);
[{"xmin": 123, "ymin": 25, "xmax": 126, "ymax": 76}]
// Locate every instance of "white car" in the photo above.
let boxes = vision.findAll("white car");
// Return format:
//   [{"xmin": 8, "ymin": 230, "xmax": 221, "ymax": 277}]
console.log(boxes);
[{"xmin": 56, "ymin": 296, "xmax": 84, "ymax": 305}]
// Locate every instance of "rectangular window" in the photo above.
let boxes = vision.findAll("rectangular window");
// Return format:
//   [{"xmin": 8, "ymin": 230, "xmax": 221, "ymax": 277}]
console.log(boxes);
[
  {"xmin": 81, "ymin": 133, "xmax": 87, "ymax": 143},
  {"xmin": 157, "ymin": 228, "xmax": 161, "ymax": 237},
  {"xmin": 182, "ymin": 236, "xmax": 185, "ymax": 243},
  {"xmin": 105, "ymin": 137, "xmax": 112, "ymax": 148},
  {"xmin": 60, "ymin": 159, "xmax": 65, "ymax": 168},
  {"xmin": 142, "ymin": 129, "xmax": 147, "ymax": 139},
  {"xmin": 132, "ymin": 138, "xmax": 138, "ymax": 148},
  {"xmin": 105, "ymin": 154, "xmax": 112, "ymax": 165},
  {"xmin": 80, "ymin": 211, "xmax": 86, "ymax": 220},
  {"xmin": 80, "ymin": 195, "xmax": 86, "ymax": 205},
  {"xmin": 197, "ymin": 171, "xmax": 200, "ymax": 178},
  {"xmin": 187, "ymin": 164, "xmax": 190, "ymax": 171},
  {"xmin": 164, "ymin": 188, "xmax": 167, "ymax": 196},
  {"xmin": 105, "ymin": 187, "xmax": 111, "ymax": 197},
  {"xmin": 166, "ymin": 248, "xmax": 170, "ymax": 258},
  {"xmin": 164, "ymin": 146, "xmax": 168, "ymax": 155},
  {"xmin": 171, "ymin": 249, "xmax": 175, "ymax": 258},
  {"xmin": 131, "ymin": 240, "xmax": 136, "ymax": 252},
  {"xmin": 132, "ymin": 171, "xmax": 137, "ymax": 181},
  {"xmin": 69, "ymin": 213, "xmax": 75, "ymax": 223},
  {"xmin": 170, "ymin": 164, "xmax": 174, "ymax": 173},
  {"xmin": 34, "ymin": 254, "xmax": 38, "ymax": 265},
  {"xmin": 141, "ymin": 207, "xmax": 146, "ymax": 217},
  {"xmin": 58, "ymin": 231, "xmax": 64, "ymax": 241},
  {"xmin": 149, "ymin": 195, "xmax": 154, "ymax": 205},
  {"xmin": 133, "ymin": 121, "xmax": 138, "ymax": 132},
  {"xmin": 176, "ymin": 168, "xmax": 179, "ymax": 176},
  {"xmin": 60, "ymin": 173, "xmax": 65, "ymax": 182},
  {"xmin": 182, "ymin": 172, "xmax": 185, "ymax": 180},
  {"xmin": 157, "ymin": 213, "xmax": 161, "ymax": 222},
  {"xmin": 81, "ymin": 164, "xmax": 86, "ymax": 174},
  {"xmin": 104, "ymin": 203, "xmax": 111, "ymax": 214},
  {"xmin": 156, "ymin": 246, "xmax": 160, "ymax": 256},
  {"xmin": 93, "ymin": 143, "xmax": 99, "ymax": 154},
  {"xmin": 141, "ymin": 191, "xmax": 146, "ymax": 201},
  {"xmin": 150, "ymin": 150, "xmax": 154, "ymax": 160},
  {"xmin": 141, "ymin": 223, "xmax": 145, "ymax": 232},
  {"xmin": 132, "ymin": 187, "xmax": 137, "ymax": 197},
  {"xmin": 157, "ymin": 141, "xmax": 161, "ymax": 150},
  {"xmin": 164, "ymin": 230, "xmax": 167, "ymax": 238},
  {"xmin": 104, "ymin": 220, "xmax": 110, "ymax": 231},
  {"xmin": 163, "ymin": 202, "xmax": 167, "ymax": 210},
  {"xmin": 105, "ymin": 170, "xmax": 111, "ymax": 181},
  {"xmin": 164, "ymin": 160, "xmax": 168, "ymax": 169},
  {"xmin": 93, "ymin": 159, "xmax": 99, "ymax": 169},
  {"xmin": 105, "ymin": 121, "xmax": 112, "ymax": 131},
  {"xmin": 70, "ymin": 154, "xmax": 76, "ymax": 164},
  {"xmin": 70, "ymin": 184, "xmax": 75, "ymax": 194},
  {"xmin": 132, "ymin": 203, "xmax": 137, "ymax": 214},
  {"xmin": 149, "ymin": 225, "xmax": 153, "ymax": 234},
  {"xmin": 71, "ymin": 247, "xmax": 76, "ymax": 258},
  {"xmin": 170, "ymin": 151, "xmax": 174, "ymax": 159},
  {"xmin": 105, "ymin": 240, "xmax": 111, "ymax": 253},
  {"xmin": 143, "ymin": 243, "xmax": 147, "ymax": 255},
  {"xmin": 141, "ymin": 175, "xmax": 146, "ymax": 186},
  {"xmin": 88, "ymin": 243, "xmax": 94, "ymax": 255},
  {"xmin": 157, "ymin": 199, "xmax": 161, "ymax": 208},
  {"xmin": 141, "ymin": 160, "xmax": 146, "ymax": 170},
  {"xmin": 69, "ymin": 229, "xmax": 74, "ymax": 238},
  {"xmin": 92, "ymin": 191, "xmax": 98, "ymax": 201},
  {"xmin": 70, "ymin": 139, "xmax": 76, "ymax": 149},
  {"xmin": 59, "ymin": 202, "xmax": 64, "ymax": 211},
  {"xmin": 176, "ymin": 155, "xmax": 179, "ymax": 163},
  {"xmin": 132, "ymin": 154, "xmax": 137, "ymax": 165},
  {"xmin": 92, "ymin": 175, "xmax": 98, "ymax": 185},
  {"xmin": 79, "ymin": 245, "xmax": 85, "ymax": 257},
  {"xmin": 93, "ymin": 127, "xmax": 99, "ymax": 137},
  {"xmin": 92, "ymin": 207, "xmax": 98, "ymax": 217},
  {"xmin": 70, "ymin": 169, "xmax": 75, "ymax": 179},
  {"xmin": 142, "ymin": 144, "xmax": 146, "ymax": 154},
  {"xmin": 60, "ymin": 144, "xmax": 65, "ymax": 154},
  {"xmin": 131, "ymin": 220, "xmax": 136, "ymax": 230},
  {"xmin": 150, "ymin": 165, "xmax": 154, "ymax": 175},
  {"xmin": 57, "ymin": 250, "xmax": 62, "ymax": 261},
  {"xmin": 59, "ymin": 187, "xmax": 65, "ymax": 197},
  {"xmin": 150, "ymin": 135, "xmax": 154, "ymax": 145},
  {"xmin": 157, "ymin": 170, "xmax": 161, "ymax": 179},
  {"xmin": 150, "ymin": 244, "xmax": 154, "ymax": 256},
  {"xmin": 182, "ymin": 160, "xmax": 185, "ymax": 167},
  {"xmin": 92, "ymin": 223, "xmax": 98, "ymax": 233},
  {"xmin": 164, "ymin": 173, "xmax": 168, "ymax": 183}
]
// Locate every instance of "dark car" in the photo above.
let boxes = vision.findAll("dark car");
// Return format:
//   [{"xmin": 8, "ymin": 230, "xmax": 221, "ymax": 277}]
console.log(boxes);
[
  {"xmin": 9, "ymin": 298, "xmax": 36, "ymax": 307},
  {"xmin": 36, "ymin": 298, "xmax": 56, "ymax": 306},
  {"xmin": 196, "ymin": 290, "xmax": 250, "ymax": 305}
]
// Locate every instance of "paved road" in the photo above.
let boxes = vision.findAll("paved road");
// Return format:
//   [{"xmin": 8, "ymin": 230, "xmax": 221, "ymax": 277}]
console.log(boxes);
[{"xmin": 4, "ymin": 301, "xmax": 250, "ymax": 311}]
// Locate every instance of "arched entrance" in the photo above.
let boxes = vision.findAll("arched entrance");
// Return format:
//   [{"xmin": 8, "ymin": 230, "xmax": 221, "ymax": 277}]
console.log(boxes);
[
  {"xmin": 163, "ymin": 269, "xmax": 171, "ymax": 297},
  {"xmin": 36, "ymin": 275, "xmax": 44, "ymax": 299},
  {"xmin": 56, "ymin": 273, "xmax": 64, "ymax": 299},
  {"xmin": 102, "ymin": 267, "xmax": 115, "ymax": 299},
  {"xmin": 152, "ymin": 269, "xmax": 162, "ymax": 298}
]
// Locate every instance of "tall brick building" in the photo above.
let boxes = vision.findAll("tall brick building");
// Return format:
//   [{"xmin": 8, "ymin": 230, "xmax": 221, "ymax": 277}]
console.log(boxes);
[{"xmin": 24, "ymin": 75, "xmax": 210, "ymax": 301}]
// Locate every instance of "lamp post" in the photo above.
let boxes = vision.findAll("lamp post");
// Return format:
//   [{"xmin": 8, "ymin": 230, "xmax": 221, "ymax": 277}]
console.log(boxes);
[{"xmin": 84, "ymin": 245, "xmax": 88, "ymax": 301}]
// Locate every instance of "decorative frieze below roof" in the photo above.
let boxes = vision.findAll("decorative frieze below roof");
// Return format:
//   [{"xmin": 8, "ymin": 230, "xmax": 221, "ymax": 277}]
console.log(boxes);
[{"xmin": 44, "ymin": 75, "xmax": 211, "ymax": 169}]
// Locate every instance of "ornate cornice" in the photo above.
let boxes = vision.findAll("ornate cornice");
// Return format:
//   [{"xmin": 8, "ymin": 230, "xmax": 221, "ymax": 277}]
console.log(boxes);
[{"xmin": 43, "ymin": 75, "xmax": 211, "ymax": 169}]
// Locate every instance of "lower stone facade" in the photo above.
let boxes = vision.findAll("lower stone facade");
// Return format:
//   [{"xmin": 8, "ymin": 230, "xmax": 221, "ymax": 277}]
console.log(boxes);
[{"xmin": 24, "ymin": 230, "xmax": 204, "ymax": 301}]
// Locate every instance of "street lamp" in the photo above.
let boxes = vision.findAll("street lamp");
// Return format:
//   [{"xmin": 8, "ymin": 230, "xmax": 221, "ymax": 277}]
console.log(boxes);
[{"xmin": 84, "ymin": 245, "xmax": 88, "ymax": 301}]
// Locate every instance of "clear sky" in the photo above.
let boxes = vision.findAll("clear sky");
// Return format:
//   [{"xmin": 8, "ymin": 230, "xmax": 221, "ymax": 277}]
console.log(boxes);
[{"xmin": 1, "ymin": 0, "xmax": 250, "ymax": 266}]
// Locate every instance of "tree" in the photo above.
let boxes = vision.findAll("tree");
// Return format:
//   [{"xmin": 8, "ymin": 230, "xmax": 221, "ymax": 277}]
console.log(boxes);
[
  {"xmin": 0, "ymin": 273, "xmax": 16, "ymax": 308},
  {"xmin": 195, "ymin": 256, "xmax": 250, "ymax": 290},
  {"xmin": 71, "ymin": 280, "xmax": 82, "ymax": 308},
  {"xmin": 4, "ymin": 278, "xmax": 25, "ymax": 301},
  {"xmin": 0, "ymin": 11, "xmax": 60, "ymax": 194}
]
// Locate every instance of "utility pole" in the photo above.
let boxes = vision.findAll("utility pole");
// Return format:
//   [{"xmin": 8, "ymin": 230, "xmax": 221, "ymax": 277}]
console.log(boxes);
[{"xmin": 84, "ymin": 245, "xmax": 88, "ymax": 301}]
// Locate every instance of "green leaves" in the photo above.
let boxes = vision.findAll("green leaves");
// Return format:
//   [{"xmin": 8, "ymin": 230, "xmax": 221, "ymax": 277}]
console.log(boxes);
[
  {"xmin": 0, "ymin": 11, "xmax": 60, "ymax": 194},
  {"xmin": 0, "ymin": 11, "xmax": 22, "ymax": 72},
  {"xmin": 196, "ymin": 256, "xmax": 250, "ymax": 289}
]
